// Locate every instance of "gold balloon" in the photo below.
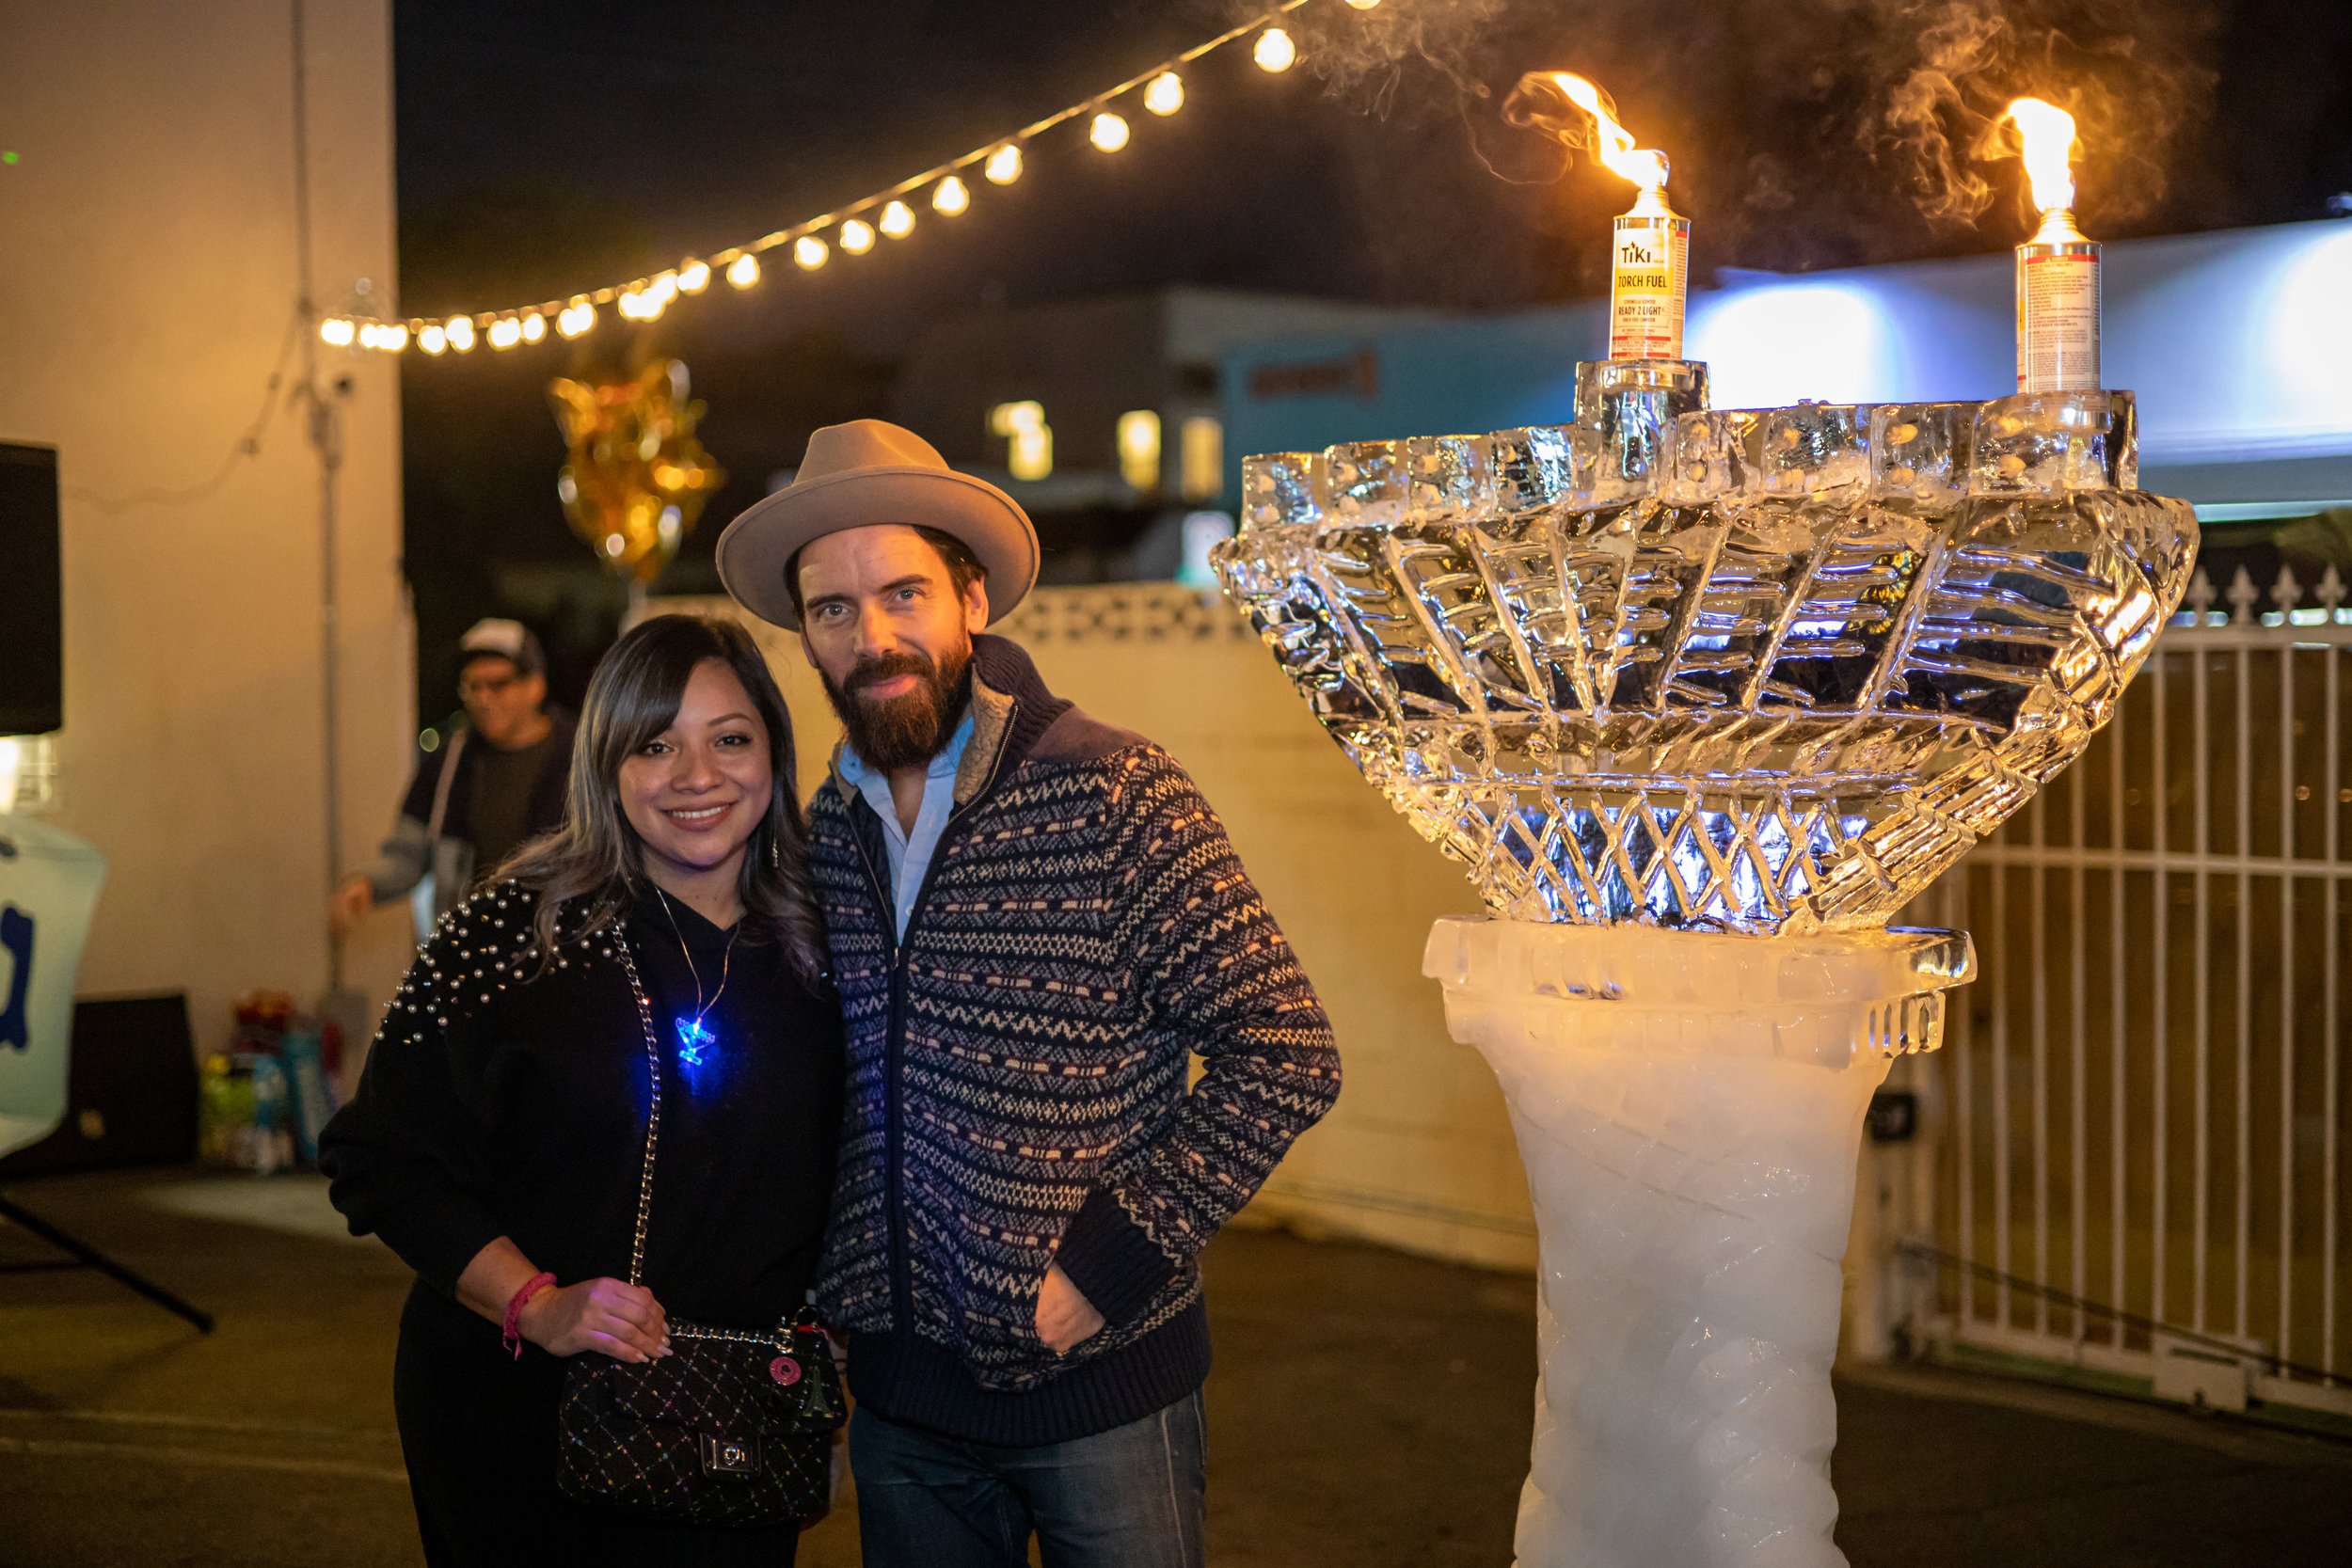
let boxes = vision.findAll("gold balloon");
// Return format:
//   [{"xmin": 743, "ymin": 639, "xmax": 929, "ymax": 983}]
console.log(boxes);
[{"xmin": 548, "ymin": 360, "xmax": 727, "ymax": 585}]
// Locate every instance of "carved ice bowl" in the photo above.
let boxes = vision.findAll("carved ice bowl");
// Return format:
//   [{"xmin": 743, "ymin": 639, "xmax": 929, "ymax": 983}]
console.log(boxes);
[{"xmin": 1212, "ymin": 388, "xmax": 2199, "ymax": 935}]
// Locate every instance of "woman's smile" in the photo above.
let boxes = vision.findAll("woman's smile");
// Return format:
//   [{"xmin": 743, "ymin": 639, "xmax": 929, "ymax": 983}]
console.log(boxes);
[{"xmin": 660, "ymin": 800, "xmax": 735, "ymax": 830}]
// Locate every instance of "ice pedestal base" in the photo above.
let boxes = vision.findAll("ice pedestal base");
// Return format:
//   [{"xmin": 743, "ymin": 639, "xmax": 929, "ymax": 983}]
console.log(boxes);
[{"xmin": 1423, "ymin": 918, "xmax": 1974, "ymax": 1568}]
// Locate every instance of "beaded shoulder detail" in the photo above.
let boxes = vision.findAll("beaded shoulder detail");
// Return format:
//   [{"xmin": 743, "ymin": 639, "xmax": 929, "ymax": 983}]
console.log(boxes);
[{"xmin": 375, "ymin": 879, "xmax": 619, "ymax": 1039}]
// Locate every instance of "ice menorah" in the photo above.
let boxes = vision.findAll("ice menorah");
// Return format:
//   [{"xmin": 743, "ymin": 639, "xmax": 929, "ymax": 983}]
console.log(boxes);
[{"xmin": 1212, "ymin": 356, "xmax": 2197, "ymax": 1568}]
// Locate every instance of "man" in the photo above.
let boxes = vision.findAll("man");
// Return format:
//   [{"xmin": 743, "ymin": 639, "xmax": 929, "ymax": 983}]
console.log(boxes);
[
  {"xmin": 716, "ymin": 420, "xmax": 1340, "ymax": 1567},
  {"xmin": 330, "ymin": 618, "xmax": 575, "ymax": 938}
]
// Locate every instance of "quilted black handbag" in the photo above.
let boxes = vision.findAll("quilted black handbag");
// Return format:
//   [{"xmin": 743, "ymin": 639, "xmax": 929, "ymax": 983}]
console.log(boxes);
[{"xmin": 555, "ymin": 933, "xmax": 847, "ymax": 1527}]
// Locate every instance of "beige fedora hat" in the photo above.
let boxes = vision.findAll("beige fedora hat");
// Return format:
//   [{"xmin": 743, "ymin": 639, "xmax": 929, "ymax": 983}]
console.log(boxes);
[{"xmin": 715, "ymin": 419, "xmax": 1040, "ymax": 630}]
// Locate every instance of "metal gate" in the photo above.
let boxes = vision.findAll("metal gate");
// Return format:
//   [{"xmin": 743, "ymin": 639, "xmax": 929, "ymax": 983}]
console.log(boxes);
[{"xmin": 1899, "ymin": 563, "xmax": 2352, "ymax": 1430}]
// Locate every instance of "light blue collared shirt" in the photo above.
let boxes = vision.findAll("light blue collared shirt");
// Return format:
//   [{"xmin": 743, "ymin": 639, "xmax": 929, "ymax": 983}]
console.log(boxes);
[{"xmin": 836, "ymin": 708, "xmax": 976, "ymax": 941}]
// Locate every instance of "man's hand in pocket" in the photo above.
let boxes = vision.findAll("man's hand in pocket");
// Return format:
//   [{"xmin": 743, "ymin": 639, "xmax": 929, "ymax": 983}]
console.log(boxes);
[{"xmin": 1035, "ymin": 1264, "xmax": 1104, "ymax": 1354}]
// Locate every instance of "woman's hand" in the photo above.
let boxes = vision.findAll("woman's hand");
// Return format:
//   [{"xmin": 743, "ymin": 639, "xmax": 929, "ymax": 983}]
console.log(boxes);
[{"xmin": 517, "ymin": 1277, "xmax": 672, "ymax": 1362}]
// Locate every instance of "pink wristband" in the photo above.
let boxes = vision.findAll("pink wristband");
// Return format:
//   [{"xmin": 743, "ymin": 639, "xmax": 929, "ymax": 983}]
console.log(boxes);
[{"xmin": 502, "ymin": 1272, "xmax": 557, "ymax": 1360}]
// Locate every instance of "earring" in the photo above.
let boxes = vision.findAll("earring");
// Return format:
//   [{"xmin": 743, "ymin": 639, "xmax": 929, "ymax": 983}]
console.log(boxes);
[{"xmin": 769, "ymin": 833, "xmax": 780, "ymax": 870}]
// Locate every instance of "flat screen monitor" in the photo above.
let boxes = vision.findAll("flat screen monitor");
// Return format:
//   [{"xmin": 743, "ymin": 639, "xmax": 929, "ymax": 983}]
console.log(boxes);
[{"xmin": 0, "ymin": 442, "xmax": 63, "ymax": 736}]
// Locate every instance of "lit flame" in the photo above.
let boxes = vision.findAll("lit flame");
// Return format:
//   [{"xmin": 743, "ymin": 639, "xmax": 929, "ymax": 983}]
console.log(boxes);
[
  {"xmin": 2003, "ymin": 98, "xmax": 2078, "ymax": 214},
  {"xmin": 1508, "ymin": 71, "xmax": 1668, "ymax": 195}
]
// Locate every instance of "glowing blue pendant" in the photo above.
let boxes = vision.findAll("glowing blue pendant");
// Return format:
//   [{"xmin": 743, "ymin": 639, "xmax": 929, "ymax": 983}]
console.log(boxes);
[{"xmin": 675, "ymin": 1014, "xmax": 717, "ymax": 1069}]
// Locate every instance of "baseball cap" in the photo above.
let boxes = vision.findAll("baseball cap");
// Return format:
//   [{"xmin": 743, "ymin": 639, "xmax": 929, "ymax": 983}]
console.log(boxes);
[{"xmin": 457, "ymin": 618, "xmax": 545, "ymax": 678}]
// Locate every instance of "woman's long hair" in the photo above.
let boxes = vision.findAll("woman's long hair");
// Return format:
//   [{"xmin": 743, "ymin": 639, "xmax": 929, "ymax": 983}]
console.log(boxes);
[{"xmin": 501, "ymin": 614, "xmax": 826, "ymax": 985}]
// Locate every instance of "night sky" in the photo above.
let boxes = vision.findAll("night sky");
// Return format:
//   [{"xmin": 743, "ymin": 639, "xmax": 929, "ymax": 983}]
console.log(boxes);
[{"xmin": 390, "ymin": 0, "xmax": 2352, "ymax": 710}]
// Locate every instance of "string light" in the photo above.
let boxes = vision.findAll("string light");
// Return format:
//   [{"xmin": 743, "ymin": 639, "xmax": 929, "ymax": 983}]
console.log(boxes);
[
  {"xmin": 319, "ymin": 316, "xmax": 356, "ymax": 347},
  {"xmin": 356, "ymin": 1, "xmax": 1336, "ymax": 356},
  {"xmin": 1254, "ymin": 27, "xmax": 1297, "ymax": 72}
]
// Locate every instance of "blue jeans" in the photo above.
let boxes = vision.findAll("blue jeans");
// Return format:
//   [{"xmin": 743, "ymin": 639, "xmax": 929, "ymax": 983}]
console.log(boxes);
[{"xmin": 849, "ymin": 1391, "xmax": 1206, "ymax": 1568}]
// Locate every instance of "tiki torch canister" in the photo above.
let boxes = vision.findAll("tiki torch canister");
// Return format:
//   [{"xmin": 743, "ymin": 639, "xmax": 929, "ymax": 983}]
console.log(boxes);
[
  {"xmin": 2008, "ymin": 99, "xmax": 2102, "ymax": 393},
  {"xmin": 1609, "ymin": 182, "xmax": 1691, "ymax": 361}
]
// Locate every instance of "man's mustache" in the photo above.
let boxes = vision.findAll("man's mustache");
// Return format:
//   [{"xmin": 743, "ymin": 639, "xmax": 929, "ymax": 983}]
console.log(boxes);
[{"xmin": 845, "ymin": 652, "xmax": 934, "ymax": 695}]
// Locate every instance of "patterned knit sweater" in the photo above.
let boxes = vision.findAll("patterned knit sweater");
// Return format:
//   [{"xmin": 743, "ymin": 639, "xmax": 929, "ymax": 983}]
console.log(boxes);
[{"xmin": 810, "ymin": 636, "xmax": 1341, "ymax": 1444}]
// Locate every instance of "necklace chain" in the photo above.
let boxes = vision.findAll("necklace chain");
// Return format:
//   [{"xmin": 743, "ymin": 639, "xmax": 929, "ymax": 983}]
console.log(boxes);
[{"xmin": 653, "ymin": 886, "xmax": 739, "ymax": 1055}]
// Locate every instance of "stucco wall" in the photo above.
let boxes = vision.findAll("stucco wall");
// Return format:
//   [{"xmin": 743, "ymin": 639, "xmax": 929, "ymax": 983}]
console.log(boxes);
[
  {"xmin": 0, "ymin": 0, "xmax": 412, "ymax": 1058},
  {"xmin": 659, "ymin": 586, "xmax": 1539, "ymax": 1272}
]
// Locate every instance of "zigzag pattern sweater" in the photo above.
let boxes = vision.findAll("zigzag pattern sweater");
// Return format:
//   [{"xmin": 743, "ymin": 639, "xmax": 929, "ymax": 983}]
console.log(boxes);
[{"xmin": 810, "ymin": 636, "xmax": 1341, "ymax": 1444}]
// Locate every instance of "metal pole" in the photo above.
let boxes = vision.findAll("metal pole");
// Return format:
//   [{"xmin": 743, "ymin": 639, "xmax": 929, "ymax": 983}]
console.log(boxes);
[{"xmin": 289, "ymin": 0, "xmax": 346, "ymax": 994}]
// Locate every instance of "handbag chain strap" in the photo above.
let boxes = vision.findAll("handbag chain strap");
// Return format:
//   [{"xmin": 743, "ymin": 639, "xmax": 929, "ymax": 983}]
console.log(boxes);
[{"xmin": 612, "ymin": 928, "xmax": 665, "ymax": 1291}]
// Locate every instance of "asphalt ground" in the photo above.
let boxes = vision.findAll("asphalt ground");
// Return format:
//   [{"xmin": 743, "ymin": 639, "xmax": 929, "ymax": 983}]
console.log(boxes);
[{"xmin": 3, "ymin": 1167, "xmax": 2348, "ymax": 1567}]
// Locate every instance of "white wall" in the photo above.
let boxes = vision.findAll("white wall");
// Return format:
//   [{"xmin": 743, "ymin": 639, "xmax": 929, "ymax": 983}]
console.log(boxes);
[
  {"xmin": 0, "ymin": 0, "xmax": 412, "ymax": 1058},
  {"xmin": 660, "ymin": 588, "xmax": 1540, "ymax": 1273}
]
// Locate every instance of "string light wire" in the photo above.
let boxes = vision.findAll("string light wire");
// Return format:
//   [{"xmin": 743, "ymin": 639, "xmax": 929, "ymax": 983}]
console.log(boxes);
[{"xmin": 328, "ymin": 0, "xmax": 1324, "ymax": 353}]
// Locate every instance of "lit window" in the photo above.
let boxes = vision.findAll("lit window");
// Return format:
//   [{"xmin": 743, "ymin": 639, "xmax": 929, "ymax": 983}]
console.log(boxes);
[
  {"xmin": 989, "ymin": 401, "xmax": 1052, "ymax": 482},
  {"xmin": 1117, "ymin": 410, "xmax": 1162, "ymax": 491},
  {"xmin": 1179, "ymin": 415, "xmax": 1223, "ymax": 500}
]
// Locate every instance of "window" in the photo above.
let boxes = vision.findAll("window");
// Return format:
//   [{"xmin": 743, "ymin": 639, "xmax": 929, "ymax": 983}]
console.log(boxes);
[
  {"xmin": 988, "ymin": 401, "xmax": 1052, "ymax": 482},
  {"xmin": 1179, "ymin": 414, "xmax": 1223, "ymax": 501},
  {"xmin": 1117, "ymin": 410, "xmax": 1162, "ymax": 492}
]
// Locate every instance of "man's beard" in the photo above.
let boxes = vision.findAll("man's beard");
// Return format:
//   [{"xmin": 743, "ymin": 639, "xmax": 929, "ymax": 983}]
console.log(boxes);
[{"xmin": 821, "ymin": 641, "xmax": 974, "ymax": 774}]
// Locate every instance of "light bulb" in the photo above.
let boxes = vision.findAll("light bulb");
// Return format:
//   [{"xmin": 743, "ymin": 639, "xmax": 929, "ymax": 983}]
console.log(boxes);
[
  {"xmin": 985, "ymin": 143, "xmax": 1023, "ymax": 184},
  {"xmin": 319, "ymin": 316, "xmax": 356, "ymax": 347},
  {"xmin": 932, "ymin": 175, "xmax": 970, "ymax": 214},
  {"xmin": 445, "ymin": 315, "xmax": 476, "ymax": 352},
  {"xmin": 558, "ymin": 301, "xmax": 595, "ymax": 338},
  {"xmin": 726, "ymin": 253, "xmax": 761, "ymax": 288},
  {"xmin": 419, "ymin": 324, "xmax": 448, "ymax": 355},
  {"xmin": 840, "ymin": 218, "xmax": 876, "ymax": 254},
  {"xmin": 1090, "ymin": 111, "xmax": 1131, "ymax": 152},
  {"xmin": 487, "ymin": 317, "xmax": 522, "ymax": 349},
  {"xmin": 1345, "ymin": 0, "xmax": 1381, "ymax": 8},
  {"xmin": 795, "ymin": 234, "xmax": 829, "ymax": 269},
  {"xmin": 880, "ymin": 199, "xmax": 915, "ymax": 237},
  {"xmin": 377, "ymin": 323, "xmax": 409, "ymax": 353},
  {"xmin": 1144, "ymin": 71, "xmax": 1184, "ymax": 117},
  {"xmin": 520, "ymin": 312, "xmax": 548, "ymax": 342},
  {"xmin": 677, "ymin": 259, "xmax": 710, "ymax": 293},
  {"xmin": 1254, "ymin": 27, "xmax": 1296, "ymax": 72}
]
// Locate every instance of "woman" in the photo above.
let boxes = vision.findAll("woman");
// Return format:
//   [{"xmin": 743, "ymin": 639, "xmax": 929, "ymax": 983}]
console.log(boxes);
[{"xmin": 321, "ymin": 614, "xmax": 843, "ymax": 1566}]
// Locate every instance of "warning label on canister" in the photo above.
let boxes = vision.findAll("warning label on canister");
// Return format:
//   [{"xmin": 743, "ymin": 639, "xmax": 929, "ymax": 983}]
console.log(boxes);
[{"xmin": 2016, "ymin": 249, "xmax": 2102, "ymax": 393}]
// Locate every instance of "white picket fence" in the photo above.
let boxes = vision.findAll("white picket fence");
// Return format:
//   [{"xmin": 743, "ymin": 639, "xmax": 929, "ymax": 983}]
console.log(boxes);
[{"xmin": 1900, "ymin": 562, "xmax": 2352, "ymax": 1427}]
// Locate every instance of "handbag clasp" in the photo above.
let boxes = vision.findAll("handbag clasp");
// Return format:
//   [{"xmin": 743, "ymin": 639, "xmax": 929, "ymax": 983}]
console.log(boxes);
[{"xmin": 698, "ymin": 1433, "xmax": 762, "ymax": 1478}]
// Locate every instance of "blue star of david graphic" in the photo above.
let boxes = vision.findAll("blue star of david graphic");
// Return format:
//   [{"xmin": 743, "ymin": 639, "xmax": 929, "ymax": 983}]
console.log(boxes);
[
  {"xmin": 1, "ymin": 904, "xmax": 34, "ymax": 1053},
  {"xmin": 675, "ymin": 1014, "xmax": 717, "ymax": 1069}
]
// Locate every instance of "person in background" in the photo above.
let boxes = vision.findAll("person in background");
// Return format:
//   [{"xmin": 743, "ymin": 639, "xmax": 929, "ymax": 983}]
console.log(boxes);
[
  {"xmin": 332, "ymin": 618, "xmax": 576, "ymax": 937},
  {"xmin": 714, "ymin": 420, "xmax": 1342, "ymax": 1568}
]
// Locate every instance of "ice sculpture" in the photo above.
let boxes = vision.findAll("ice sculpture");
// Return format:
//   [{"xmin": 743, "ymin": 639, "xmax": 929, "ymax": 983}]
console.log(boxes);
[{"xmin": 1213, "ymin": 361, "xmax": 2196, "ymax": 1567}]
